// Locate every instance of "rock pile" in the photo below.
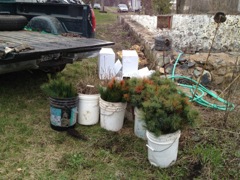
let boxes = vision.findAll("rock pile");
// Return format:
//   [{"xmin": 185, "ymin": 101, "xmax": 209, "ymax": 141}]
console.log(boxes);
[{"xmin": 157, "ymin": 51, "xmax": 240, "ymax": 88}]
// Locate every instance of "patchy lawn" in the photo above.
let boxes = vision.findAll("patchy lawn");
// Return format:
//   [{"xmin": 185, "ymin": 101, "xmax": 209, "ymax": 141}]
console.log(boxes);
[{"xmin": 0, "ymin": 8, "xmax": 239, "ymax": 179}]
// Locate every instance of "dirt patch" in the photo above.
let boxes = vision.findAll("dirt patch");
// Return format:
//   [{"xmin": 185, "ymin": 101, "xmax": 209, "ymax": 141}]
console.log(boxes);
[
  {"xmin": 97, "ymin": 21, "xmax": 139, "ymax": 53},
  {"xmin": 93, "ymin": 131, "xmax": 133, "ymax": 154},
  {"xmin": 187, "ymin": 160, "xmax": 203, "ymax": 179}
]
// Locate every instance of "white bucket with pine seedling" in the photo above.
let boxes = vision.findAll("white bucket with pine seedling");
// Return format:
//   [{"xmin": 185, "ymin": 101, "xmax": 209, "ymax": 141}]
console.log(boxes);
[
  {"xmin": 99, "ymin": 98, "xmax": 127, "ymax": 131},
  {"xmin": 146, "ymin": 130, "xmax": 181, "ymax": 168}
]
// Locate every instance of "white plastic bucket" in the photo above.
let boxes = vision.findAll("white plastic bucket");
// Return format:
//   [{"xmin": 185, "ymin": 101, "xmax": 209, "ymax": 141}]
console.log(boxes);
[
  {"xmin": 134, "ymin": 107, "xmax": 146, "ymax": 140},
  {"xmin": 99, "ymin": 98, "xmax": 127, "ymax": 131},
  {"xmin": 146, "ymin": 130, "xmax": 181, "ymax": 168},
  {"xmin": 78, "ymin": 93, "xmax": 100, "ymax": 125}
]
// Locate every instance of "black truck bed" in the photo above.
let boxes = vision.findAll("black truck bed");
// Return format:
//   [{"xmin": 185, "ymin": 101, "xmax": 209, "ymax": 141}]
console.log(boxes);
[{"xmin": 0, "ymin": 30, "xmax": 114, "ymax": 64}]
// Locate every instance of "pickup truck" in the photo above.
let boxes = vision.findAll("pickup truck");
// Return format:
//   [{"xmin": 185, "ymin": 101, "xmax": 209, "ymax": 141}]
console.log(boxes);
[{"xmin": 0, "ymin": 1, "xmax": 114, "ymax": 74}]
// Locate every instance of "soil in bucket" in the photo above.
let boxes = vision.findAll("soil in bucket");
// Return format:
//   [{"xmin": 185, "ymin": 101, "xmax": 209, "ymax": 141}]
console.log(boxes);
[
  {"xmin": 49, "ymin": 97, "xmax": 78, "ymax": 131},
  {"xmin": 146, "ymin": 130, "xmax": 181, "ymax": 168},
  {"xmin": 99, "ymin": 98, "xmax": 127, "ymax": 132}
]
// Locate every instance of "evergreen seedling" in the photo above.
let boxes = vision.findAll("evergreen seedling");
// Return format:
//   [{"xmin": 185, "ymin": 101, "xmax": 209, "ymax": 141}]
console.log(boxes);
[{"xmin": 41, "ymin": 75, "xmax": 77, "ymax": 98}]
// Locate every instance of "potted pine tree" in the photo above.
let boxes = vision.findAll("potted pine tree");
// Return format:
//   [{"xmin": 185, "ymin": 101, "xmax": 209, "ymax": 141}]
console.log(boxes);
[
  {"xmin": 41, "ymin": 75, "xmax": 78, "ymax": 131},
  {"xmin": 98, "ymin": 77, "xmax": 129, "ymax": 132},
  {"xmin": 127, "ymin": 77, "xmax": 154, "ymax": 139},
  {"xmin": 141, "ymin": 74, "xmax": 199, "ymax": 168}
]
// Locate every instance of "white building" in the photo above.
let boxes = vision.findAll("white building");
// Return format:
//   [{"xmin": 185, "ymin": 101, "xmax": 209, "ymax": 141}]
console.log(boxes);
[{"xmin": 131, "ymin": 0, "xmax": 141, "ymax": 12}]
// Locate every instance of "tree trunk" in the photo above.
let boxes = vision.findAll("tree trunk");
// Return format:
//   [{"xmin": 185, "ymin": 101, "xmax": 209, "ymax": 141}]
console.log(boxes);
[
  {"xmin": 100, "ymin": 0, "xmax": 105, "ymax": 12},
  {"xmin": 142, "ymin": 0, "xmax": 153, "ymax": 15},
  {"xmin": 239, "ymin": 0, "xmax": 240, "ymax": 12},
  {"xmin": 176, "ymin": 0, "xmax": 186, "ymax": 14}
]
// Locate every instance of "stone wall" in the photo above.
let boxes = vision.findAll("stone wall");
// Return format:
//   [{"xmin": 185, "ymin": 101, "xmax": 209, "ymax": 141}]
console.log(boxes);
[
  {"xmin": 120, "ymin": 15, "xmax": 239, "ymax": 89},
  {"xmin": 130, "ymin": 14, "xmax": 240, "ymax": 52}
]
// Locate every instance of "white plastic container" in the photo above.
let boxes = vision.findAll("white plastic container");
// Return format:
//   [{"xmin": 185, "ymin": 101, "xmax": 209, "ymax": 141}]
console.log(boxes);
[
  {"xmin": 98, "ymin": 48, "xmax": 115, "ymax": 79},
  {"xmin": 146, "ymin": 130, "xmax": 181, "ymax": 168},
  {"xmin": 122, "ymin": 50, "xmax": 139, "ymax": 77},
  {"xmin": 78, "ymin": 94, "xmax": 100, "ymax": 125},
  {"xmin": 134, "ymin": 107, "xmax": 147, "ymax": 140},
  {"xmin": 99, "ymin": 98, "xmax": 127, "ymax": 131}
]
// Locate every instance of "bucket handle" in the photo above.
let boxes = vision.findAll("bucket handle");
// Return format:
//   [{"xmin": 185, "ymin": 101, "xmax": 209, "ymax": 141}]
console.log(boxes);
[
  {"xmin": 100, "ymin": 111, "xmax": 117, "ymax": 116},
  {"xmin": 146, "ymin": 137, "xmax": 178, "ymax": 152},
  {"xmin": 100, "ymin": 107, "xmax": 124, "ymax": 116}
]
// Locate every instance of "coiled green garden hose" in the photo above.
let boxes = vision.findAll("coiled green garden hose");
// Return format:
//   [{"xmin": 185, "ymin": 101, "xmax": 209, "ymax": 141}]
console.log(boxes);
[{"xmin": 169, "ymin": 52, "xmax": 235, "ymax": 111}]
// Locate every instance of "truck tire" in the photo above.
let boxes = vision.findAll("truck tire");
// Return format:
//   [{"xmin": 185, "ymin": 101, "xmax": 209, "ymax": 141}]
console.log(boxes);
[{"xmin": 0, "ymin": 15, "xmax": 28, "ymax": 31}]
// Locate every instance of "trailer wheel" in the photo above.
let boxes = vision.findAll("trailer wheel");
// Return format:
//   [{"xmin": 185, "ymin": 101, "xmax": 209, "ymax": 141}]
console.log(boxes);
[{"xmin": 0, "ymin": 15, "xmax": 28, "ymax": 31}]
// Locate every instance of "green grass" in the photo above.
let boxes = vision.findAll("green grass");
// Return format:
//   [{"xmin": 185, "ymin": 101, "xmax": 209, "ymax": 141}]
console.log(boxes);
[
  {"xmin": 94, "ymin": 9, "xmax": 118, "ymax": 25},
  {"xmin": 0, "ymin": 9, "xmax": 239, "ymax": 179}
]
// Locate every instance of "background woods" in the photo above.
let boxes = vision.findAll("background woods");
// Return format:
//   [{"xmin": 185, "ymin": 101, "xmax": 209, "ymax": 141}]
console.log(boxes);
[
  {"xmin": 177, "ymin": 0, "xmax": 240, "ymax": 14},
  {"xmin": 85, "ymin": 0, "xmax": 240, "ymax": 15}
]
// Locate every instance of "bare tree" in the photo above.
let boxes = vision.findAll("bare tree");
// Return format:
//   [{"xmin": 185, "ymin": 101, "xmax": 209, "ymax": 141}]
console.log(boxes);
[
  {"xmin": 208, "ymin": 0, "xmax": 238, "ymax": 13},
  {"xmin": 188, "ymin": 0, "xmax": 208, "ymax": 13},
  {"xmin": 175, "ymin": 0, "xmax": 239, "ymax": 14},
  {"xmin": 101, "ymin": 0, "xmax": 105, "ymax": 11},
  {"xmin": 176, "ymin": 0, "xmax": 186, "ymax": 13},
  {"xmin": 142, "ymin": 0, "xmax": 153, "ymax": 15},
  {"xmin": 184, "ymin": 0, "xmax": 239, "ymax": 14}
]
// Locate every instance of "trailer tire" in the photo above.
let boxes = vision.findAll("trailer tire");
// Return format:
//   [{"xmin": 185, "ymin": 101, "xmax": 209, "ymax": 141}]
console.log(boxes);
[
  {"xmin": 0, "ymin": 15, "xmax": 28, "ymax": 31},
  {"xmin": 40, "ymin": 64, "xmax": 66, "ymax": 74}
]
